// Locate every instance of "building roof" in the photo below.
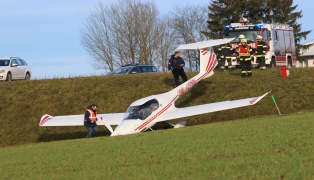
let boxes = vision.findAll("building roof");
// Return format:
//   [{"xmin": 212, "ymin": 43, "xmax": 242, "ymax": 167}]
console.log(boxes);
[{"xmin": 300, "ymin": 39, "xmax": 314, "ymax": 56}]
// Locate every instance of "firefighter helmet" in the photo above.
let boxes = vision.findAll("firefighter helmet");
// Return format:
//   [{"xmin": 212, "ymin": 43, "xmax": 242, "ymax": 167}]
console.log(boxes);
[
  {"xmin": 257, "ymin": 35, "xmax": 263, "ymax": 40},
  {"xmin": 241, "ymin": 39, "xmax": 247, "ymax": 43},
  {"xmin": 239, "ymin": 34, "xmax": 245, "ymax": 39}
]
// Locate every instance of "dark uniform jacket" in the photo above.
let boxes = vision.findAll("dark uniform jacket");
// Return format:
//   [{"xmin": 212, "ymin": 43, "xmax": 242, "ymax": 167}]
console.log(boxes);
[
  {"xmin": 84, "ymin": 106, "xmax": 98, "ymax": 127},
  {"xmin": 255, "ymin": 41, "xmax": 267, "ymax": 57},
  {"xmin": 218, "ymin": 45, "xmax": 233, "ymax": 59},
  {"xmin": 168, "ymin": 56, "xmax": 185, "ymax": 71}
]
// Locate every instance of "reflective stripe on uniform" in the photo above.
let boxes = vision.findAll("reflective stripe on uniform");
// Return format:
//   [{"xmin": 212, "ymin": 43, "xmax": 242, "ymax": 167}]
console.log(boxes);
[
  {"xmin": 239, "ymin": 57, "xmax": 251, "ymax": 61},
  {"xmin": 84, "ymin": 109, "xmax": 97, "ymax": 122}
]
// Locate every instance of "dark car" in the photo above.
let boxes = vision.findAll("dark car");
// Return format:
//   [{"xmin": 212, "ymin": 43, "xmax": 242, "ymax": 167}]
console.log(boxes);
[{"xmin": 108, "ymin": 64, "xmax": 159, "ymax": 75}]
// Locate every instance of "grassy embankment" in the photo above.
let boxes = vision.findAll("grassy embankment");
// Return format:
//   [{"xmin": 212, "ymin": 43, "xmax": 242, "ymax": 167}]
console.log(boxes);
[
  {"xmin": 0, "ymin": 111, "xmax": 313, "ymax": 179},
  {"xmin": 0, "ymin": 68, "xmax": 313, "ymax": 146}
]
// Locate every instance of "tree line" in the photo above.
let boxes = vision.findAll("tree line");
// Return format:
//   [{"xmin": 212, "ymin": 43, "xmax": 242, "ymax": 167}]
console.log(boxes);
[{"xmin": 81, "ymin": 0, "xmax": 311, "ymax": 72}]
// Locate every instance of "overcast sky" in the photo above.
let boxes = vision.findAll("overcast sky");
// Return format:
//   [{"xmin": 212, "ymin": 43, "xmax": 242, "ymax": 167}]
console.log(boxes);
[{"xmin": 0, "ymin": 0, "xmax": 312, "ymax": 78}]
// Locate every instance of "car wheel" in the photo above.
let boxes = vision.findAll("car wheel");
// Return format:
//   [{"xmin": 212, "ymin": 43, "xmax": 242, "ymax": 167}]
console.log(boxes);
[
  {"xmin": 25, "ymin": 73, "xmax": 31, "ymax": 80},
  {"xmin": 6, "ymin": 72, "xmax": 12, "ymax": 81}
]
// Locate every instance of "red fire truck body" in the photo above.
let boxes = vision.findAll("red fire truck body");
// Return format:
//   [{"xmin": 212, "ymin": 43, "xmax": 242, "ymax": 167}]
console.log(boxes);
[{"xmin": 222, "ymin": 22, "xmax": 296, "ymax": 68}]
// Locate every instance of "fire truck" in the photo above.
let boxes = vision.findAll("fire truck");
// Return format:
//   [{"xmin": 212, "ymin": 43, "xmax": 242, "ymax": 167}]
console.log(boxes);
[{"xmin": 221, "ymin": 19, "xmax": 297, "ymax": 68}]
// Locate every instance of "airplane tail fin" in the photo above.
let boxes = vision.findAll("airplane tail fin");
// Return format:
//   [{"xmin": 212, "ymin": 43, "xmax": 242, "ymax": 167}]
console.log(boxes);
[{"xmin": 199, "ymin": 47, "xmax": 218, "ymax": 80}]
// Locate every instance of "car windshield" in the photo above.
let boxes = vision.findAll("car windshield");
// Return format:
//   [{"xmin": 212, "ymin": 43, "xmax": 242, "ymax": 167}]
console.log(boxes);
[
  {"xmin": 225, "ymin": 30, "xmax": 260, "ymax": 42},
  {"xmin": 0, "ymin": 60, "xmax": 10, "ymax": 66},
  {"xmin": 110, "ymin": 67, "xmax": 133, "ymax": 74},
  {"xmin": 123, "ymin": 99, "xmax": 159, "ymax": 120}
]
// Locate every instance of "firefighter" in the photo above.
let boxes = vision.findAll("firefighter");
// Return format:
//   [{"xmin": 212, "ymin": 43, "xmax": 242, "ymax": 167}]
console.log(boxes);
[
  {"xmin": 235, "ymin": 34, "xmax": 251, "ymax": 63},
  {"xmin": 217, "ymin": 43, "xmax": 233, "ymax": 71},
  {"xmin": 237, "ymin": 39, "xmax": 253, "ymax": 78},
  {"xmin": 238, "ymin": 34, "xmax": 246, "ymax": 45},
  {"xmin": 84, "ymin": 104, "xmax": 101, "ymax": 138},
  {"xmin": 255, "ymin": 35, "xmax": 267, "ymax": 70},
  {"xmin": 168, "ymin": 51, "xmax": 187, "ymax": 87}
]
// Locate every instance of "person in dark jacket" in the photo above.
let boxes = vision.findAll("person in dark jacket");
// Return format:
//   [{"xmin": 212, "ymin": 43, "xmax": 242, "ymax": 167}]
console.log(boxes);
[
  {"xmin": 255, "ymin": 35, "xmax": 267, "ymax": 70},
  {"xmin": 217, "ymin": 43, "xmax": 233, "ymax": 71},
  {"xmin": 84, "ymin": 104, "xmax": 101, "ymax": 138},
  {"xmin": 168, "ymin": 51, "xmax": 187, "ymax": 87}
]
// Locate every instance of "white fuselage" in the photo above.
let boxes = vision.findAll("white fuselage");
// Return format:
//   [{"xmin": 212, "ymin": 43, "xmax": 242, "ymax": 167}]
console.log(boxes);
[
  {"xmin": 111, "ymin": 50, "xmax": 216, "ymax": 136},
  {"xmin": 110, "ymin": 92, "xmax": 178, "ymax": 136}
]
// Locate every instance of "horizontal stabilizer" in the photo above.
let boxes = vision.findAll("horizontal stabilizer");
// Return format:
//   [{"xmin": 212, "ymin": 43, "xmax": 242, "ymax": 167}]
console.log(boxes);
[{"xmin": 176, "ymin": 38, "xmax": 235, "ymax": 50}]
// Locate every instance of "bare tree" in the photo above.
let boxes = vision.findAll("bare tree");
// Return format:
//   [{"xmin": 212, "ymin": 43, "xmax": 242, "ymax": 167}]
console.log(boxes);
[
  {"xmin": 171, "ymin": 5, "xmax": 210, "ymax": 71},
  {"xmin": 81, "ymin": 0, "xmax": 176, "ymax": 72},
  {"xmin": 156, "ymin": 15, "xmax": 178, "ymax": 72},
  {"xmin": 80, "ymin": 1, "xmax": 115, "ymax": 71}
]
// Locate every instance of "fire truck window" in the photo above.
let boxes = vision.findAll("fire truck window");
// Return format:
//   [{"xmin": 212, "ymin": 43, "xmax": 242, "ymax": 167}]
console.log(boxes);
[
  {"xmin": 263, "ymin": 30, "xmax": 268, "ymax": 40},
  {"xmin": 272, "ymin": 30, "xmax": 278, "ymax": 40}
]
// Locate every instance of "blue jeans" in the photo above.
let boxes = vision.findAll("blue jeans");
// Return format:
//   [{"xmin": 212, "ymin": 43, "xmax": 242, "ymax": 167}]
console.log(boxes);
[{"xmin": 86, "ymin": 126, "xmax": 97, "ymax": 138}]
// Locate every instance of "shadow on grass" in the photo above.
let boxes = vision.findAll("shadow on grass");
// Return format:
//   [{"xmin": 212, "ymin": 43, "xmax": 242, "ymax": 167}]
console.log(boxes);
[
  {"xmin": 176, "ymin": 81, "xmax": 211, "ymax": 107},
  {"xmin": 37, "ymin": 125, "xmax": 173, "ymax": 142},
  {"xmin": 226, "ymin": 69, "xmax": 241, "ymax": 77},
  {"xmin": 38, "ymin": 131, "xmax": 112, "ymax": 142}
]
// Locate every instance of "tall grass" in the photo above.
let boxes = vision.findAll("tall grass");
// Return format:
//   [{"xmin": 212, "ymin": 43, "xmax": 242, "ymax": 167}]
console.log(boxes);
[{"xmin": 0, "ymin": 68, "xmax": 313, "ymax": 146}]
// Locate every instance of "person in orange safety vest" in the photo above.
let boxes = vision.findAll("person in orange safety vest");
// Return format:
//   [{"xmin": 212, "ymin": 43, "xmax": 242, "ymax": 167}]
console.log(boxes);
[
  {"xmin": 84, "ymin": 104, "xmax": 102, "ymax": 138},
  {"xmin": 237, "ymin": 39, "xmax": 253, "ymax": 78}
]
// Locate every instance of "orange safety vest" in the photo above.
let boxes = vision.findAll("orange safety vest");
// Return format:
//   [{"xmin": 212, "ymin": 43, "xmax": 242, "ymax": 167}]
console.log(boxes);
[
  {"xmin": 238, "ymin": 45, "xmax": 251, "ymax": 56},
  {"xmin": 237, "ymin": 45, "xmax": 252, "ymax": 61},
  {"xmin": 84, "ymin": 109, "xmax": 97, "ymax": 123}
]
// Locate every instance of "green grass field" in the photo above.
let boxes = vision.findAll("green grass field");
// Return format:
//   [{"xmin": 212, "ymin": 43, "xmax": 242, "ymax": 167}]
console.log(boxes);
[
  {"xmin": 0, "ymin": 111, "xmax": 313, "ymax": 179},
  {"xmin": 0, "ymin": 68, "xmax": 314, "ymax": 147}
]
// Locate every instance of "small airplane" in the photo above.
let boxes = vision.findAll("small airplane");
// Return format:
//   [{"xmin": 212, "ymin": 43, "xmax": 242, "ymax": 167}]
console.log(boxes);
[{"xmin": 39, "ymin": 38, "xmax": 270, "ymax": 136}]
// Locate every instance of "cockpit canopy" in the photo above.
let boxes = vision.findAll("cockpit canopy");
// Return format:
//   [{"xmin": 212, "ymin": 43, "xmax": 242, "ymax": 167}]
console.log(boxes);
[{"xmin": 123, "ymin": 99, "xmax": 159, "ymax": 120}]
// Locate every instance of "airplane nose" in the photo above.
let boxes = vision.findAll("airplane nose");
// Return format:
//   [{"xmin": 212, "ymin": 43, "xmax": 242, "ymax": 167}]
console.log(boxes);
[{"xmin": 111, "ymin": 120, "xmax": 138, "ymax": 136}]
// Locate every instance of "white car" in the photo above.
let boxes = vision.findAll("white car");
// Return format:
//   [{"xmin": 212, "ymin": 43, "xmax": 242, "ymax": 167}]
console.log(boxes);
[{"xmin": 0, "ymin": 57, "xmax": 31, "ymax": 81}]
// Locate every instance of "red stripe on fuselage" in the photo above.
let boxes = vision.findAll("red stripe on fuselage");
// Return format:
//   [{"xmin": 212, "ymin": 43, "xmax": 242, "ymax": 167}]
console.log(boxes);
[
  {"xmin": 197, "ymin": 51, "xmax": 216, "ymax": 82},
  {"xmin": 205, "ymin": 51, "xmax": 214, "ymax": 71}
]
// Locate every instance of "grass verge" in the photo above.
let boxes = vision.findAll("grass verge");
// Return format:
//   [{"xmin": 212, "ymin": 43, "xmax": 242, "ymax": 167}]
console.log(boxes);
[
  {"xmin": 0, "ymin": 111, "xmax": 313, "ymax": 179},
  {"xmin": 0, "ymin": 68, "xmax": 313, "ymax": 146}
]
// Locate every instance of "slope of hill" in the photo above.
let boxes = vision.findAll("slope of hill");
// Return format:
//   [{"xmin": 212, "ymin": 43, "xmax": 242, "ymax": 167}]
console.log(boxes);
[
  {"xmin": 0, "ymin": 68, "xmax": 313, "ymax": 146},
  {"xmin": 0, "ymin": 111, "xmax": 313, "ymax": 179}
]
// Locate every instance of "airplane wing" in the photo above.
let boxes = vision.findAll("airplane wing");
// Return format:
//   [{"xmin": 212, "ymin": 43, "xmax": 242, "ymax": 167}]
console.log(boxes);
[
  {"xmin": 156, "ymin": 92, "xmax": 270, "ymax": 122},
  {"xmin": 176, "ymin": 38, "xmax": 235, "ymax": 50},
  {"xmin": 39, "ymin": 113, "xmax": 124, "ymax": 126}
]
